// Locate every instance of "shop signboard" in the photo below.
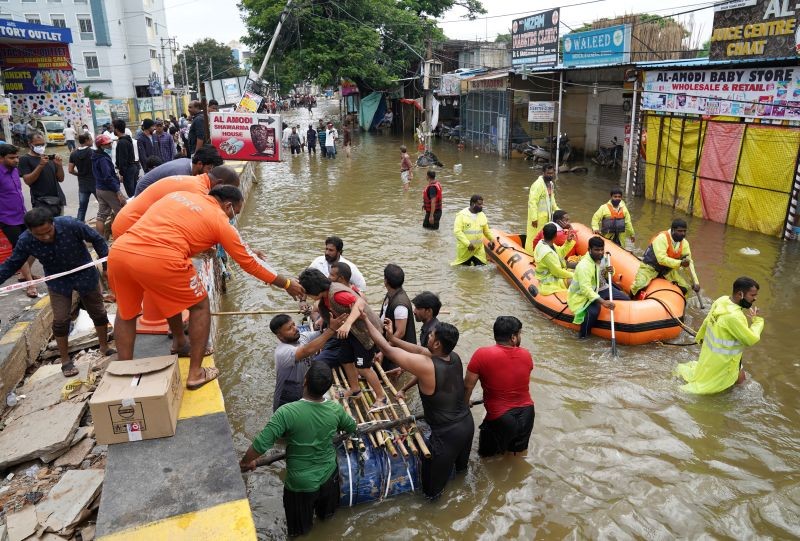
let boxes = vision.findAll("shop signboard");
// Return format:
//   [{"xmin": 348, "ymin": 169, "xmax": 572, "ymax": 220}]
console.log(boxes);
[
  {"xmin": 109, "ymin": 99, "xmax": 130, "ymax": 122},
  {"xmin": 467, "ymin": 75, "xmax": 509, "ymax": 92},
  {"xmin": 528, "ymin": 101, "xmax": 557, "ymax": 122},
  {"xmin": 136, "ymin": 98, "xmax": 153, "ymax": 113},
  {"xmin": 511, "ymin": 8, "xmax": 560, "ymax": 67},
  {"xmin": 236, "ymin": 91, "xmax": 263, "ymax": 113},
  {"xmin": 642, "ymin": 66, "xmax": 800, "ymax": 120},
  {"xmin": 562, "ymin": 24, "xmax": 631, "ymax": 67},
  {"xmin": 0, "ymin": 43, "xmax": 75, "ymax": 93},
  {"xmin": 222, "ymin": 78, "xmax": 241, "ymax": 103},
  {"xmin": 438, "ymin": 73, "xmax": 462, "ymax": 96},
  {"xmin": 210, "ymin": 111, "xmax": 281, "ymax": 162},
  {"xmin": 92, "ymin": 100, "xmax": 111, "ymax": 131},
  {"xmin": 152, "ymin": 96, "xmax": 165, "ymax": 111},
  {"xmin": 0, "ymin": 19, "xmax": 72, "ymax": 43},
  {"xmin": 0, "ymin": 97, "xmax": 11, "ymax": 118},
  {"xmin": 710, "ymin": 0, "xmax": 799, "ymax": 60}
]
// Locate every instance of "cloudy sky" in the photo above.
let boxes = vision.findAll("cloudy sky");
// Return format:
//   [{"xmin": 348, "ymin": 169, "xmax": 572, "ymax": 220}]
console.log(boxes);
[{"xmin": 164, "ymin": 0, "xmax": 715, "ymax": 50}]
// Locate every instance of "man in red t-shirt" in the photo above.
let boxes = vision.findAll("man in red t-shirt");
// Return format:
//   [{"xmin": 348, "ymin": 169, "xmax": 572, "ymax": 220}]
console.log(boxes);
[
  {"xmin": 464, "ymin": 316, "xmax": 535, "ymax": 457},
  {"xmin": 530, "ymin": 210, "xmax": 578, "ymax": 260}
]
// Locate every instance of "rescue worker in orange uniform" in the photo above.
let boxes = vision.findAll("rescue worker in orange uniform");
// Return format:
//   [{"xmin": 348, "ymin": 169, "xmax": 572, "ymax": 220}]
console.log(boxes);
[
  {"xmin": 108, "ymin": 185, "xmax": 304, "ymax": 390},
  {"xmin": 631, "ymin": 218, "xmax": 699, "ymax": 297},
  {"xmin": 591, "ymin": 188, "xmax": 635, "ymax": 246},
  {"xmin": 111, "ymin": 166, "xmax": 240, "ymax": 239}
]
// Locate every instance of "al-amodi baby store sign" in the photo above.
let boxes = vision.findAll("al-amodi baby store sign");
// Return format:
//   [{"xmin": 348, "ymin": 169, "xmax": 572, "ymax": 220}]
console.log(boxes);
[
  {"xmin": 642, "ymin": 66, "xmax": 800, "ymax": 119},
  {"xmin": 210, "ymin": 112, "xmax": 282, "ymax": 162}
]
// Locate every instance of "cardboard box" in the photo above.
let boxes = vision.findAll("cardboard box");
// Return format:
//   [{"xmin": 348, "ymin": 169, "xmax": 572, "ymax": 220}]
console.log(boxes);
[{"xmin": 89, "ymin": 355, "xmax": 183, "ymax": 445}]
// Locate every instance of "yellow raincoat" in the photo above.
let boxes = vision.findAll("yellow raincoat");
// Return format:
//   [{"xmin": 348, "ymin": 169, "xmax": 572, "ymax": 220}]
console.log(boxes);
[
  {"xmin": 675, "ymin": 296, "xmax": 763, "ymax": 394},
  {"xmin": 631, "ymin": 230, "xmax": 693, "ymax": 295},
  {"xmin": 525, "ymin": 176, "xmax": 558, "ymax": 252},
  {"xmin": 591, "ymin": 200, "xmax": 635, "ymax": 245},
  {"xmin": 534, "ymin": 239, "xmax": 573, "ymax": 295},
  {"xmin": 452, "ymin": 207, "xmax": 493, "ymax": 265},
  {"xmin": 567, "ymin": 253, "xmax": 601, "ymax": 324}
]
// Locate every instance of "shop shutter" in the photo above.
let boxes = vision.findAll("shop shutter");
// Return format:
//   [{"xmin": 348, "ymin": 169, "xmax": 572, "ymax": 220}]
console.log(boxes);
[{"xmin": 598, "ymin": 104, "xmax": 626, "ymax": 148}]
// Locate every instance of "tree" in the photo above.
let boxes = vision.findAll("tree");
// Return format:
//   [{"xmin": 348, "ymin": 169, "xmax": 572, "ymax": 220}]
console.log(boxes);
[
  {"xmin": 82, "ymin": 85, "xmax": 107, "ymax": 99},
  {"xmin": 697, "ymin": 39, "xmax": 710, "ymax": 58},
  {"xmin": 173, "ymin": 39, "xmax": 244, "ymax": 88},
  {"xmin": 494, "ymin": 32, "xmax": 511, "ymax": 45},
  {"xmin": 240, "ymin": 0, "xmax": 486, "ymax": 93}
]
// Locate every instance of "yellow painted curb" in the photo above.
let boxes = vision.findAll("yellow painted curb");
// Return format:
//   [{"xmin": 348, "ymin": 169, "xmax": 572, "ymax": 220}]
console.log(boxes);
[
  {"xmin": 177, "ymin": 355, "xmax": 225, "ymax": 420},
  {"xmin": 98, "ymin": 498, "xmax": 256, "ymax": 541},
  {"xmin": 0, "ymin": 321, "xmax": 29, "ymax": 345}
]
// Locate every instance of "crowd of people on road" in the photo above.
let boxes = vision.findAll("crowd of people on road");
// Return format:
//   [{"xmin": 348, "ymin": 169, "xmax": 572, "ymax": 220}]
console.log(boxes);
[
  {"xmin": 0, "ymin": 108, "xmax": 766, "ymax": 537},
  {"xmin": 281, "ymin": 118, "xmax": 352, "ymax": 159}
]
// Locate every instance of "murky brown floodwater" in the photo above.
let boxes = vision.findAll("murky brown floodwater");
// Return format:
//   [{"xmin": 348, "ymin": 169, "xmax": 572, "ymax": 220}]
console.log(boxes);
[{"xmin": 216, "ymin": 102, "xmax": 800, "ymax": 539}]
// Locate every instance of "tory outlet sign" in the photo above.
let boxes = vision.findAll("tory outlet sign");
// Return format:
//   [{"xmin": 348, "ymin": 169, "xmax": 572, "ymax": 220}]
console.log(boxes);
[
  {"xmin": 0, "ymin": 19, "xmax": 72, "ymax": 44},
  {"xmin": 562, "ymin": 24, "xmax": 631, "ymax": 67}
]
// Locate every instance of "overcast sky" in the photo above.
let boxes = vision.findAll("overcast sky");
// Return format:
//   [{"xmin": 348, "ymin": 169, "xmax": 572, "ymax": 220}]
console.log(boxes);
[{"xmin": 164, "ymin": 0, "xmax": 715, "ymax": 50}]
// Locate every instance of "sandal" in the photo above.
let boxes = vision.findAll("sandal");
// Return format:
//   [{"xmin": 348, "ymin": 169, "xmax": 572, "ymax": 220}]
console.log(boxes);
[
  {"xmin": 368, "ymin": 397, "xmax": 390, "ymax": 413},
  {"xmin": 61, "ymin": 362, "xmax": 79, "ymax": 378},
  {"xmin": 338, "ymin": 388, "xmax": 362, "ymax": 400},
  {"xmin": 186, "ymin": 366, "xmax": 220, "ymax": 390},
  {"xmin": 170, "ymin": 343, "xmax": 214, "ymax": 357},
  {"xmin": 25, "ymin": 286, "xmax": 38, "ymax": 298},
  {"xmin": 101, "ymin": 347, "xmax": 117, "ymax": 357}
]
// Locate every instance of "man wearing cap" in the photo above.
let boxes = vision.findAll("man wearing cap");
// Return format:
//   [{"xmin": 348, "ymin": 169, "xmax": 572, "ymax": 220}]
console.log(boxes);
[
  {"xmin": 91, "ymin": 134, "xmax": 126, "ymax": 237},
  {"xmin": 137, "ymin": 119, "xmax": 158, "ymax": 173},
  {"xmin": 325, "ymin": 122, "xmax": 338, "ymax": 159}
]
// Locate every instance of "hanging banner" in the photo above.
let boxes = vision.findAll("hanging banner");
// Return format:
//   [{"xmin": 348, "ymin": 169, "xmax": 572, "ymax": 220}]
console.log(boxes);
[
  {"xmin": 562, "ymin": 24, "xmax": 631, "ymax": 67},
  {"xmin": 92, "ymin": 100, "xmax": 111, "ymax": 131},
  {"xmin": 109, "ymin": 99, "xmax": 130, "ymax": 122},
  {"xmin": 0, "ymin": 43, "xmax": 75, "ymax": 94},
  {"xmin": 511, "ymin": 8, "xmax": 560, "ymax": 67},
  {"xmin": 642, "ymin": 66, "xmax": 800, "ymax": 119},
  {"xmin": 236, "ymin": 91, "xmax": 263, "ymax": 113},
  {"xmin": 209, "ymin": 111, "xmax": 281, "ymax": 162},
  {"xmin": 136, "ymin": 98, "xmax": 153, "ymax": 113},
  {"xmin": 528, "ymin": 101, "xmax": 557, "ymax": 122},
  {"xmin": 437, "ymin": 73, "xmax": 462, "ymax": 96},
  {"xmin": 710, "ymin": 0, "xmax": 799, "ymax": 60}
]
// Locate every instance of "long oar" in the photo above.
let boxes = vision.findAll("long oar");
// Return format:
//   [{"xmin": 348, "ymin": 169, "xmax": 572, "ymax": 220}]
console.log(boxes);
[
  {"xmin": 606, "ymin": 252, "xmax": 618, "ymax": 357},
  {"xmin": 688, "ymin": 260, "xmax": 705, "ymax": 310}
]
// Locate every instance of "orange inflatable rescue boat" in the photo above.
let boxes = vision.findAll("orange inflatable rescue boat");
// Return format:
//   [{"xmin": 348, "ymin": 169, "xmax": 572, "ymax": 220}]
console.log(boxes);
[{"xmin": 485, "ymin": 223, "xmax": 686, "ymax": 345}]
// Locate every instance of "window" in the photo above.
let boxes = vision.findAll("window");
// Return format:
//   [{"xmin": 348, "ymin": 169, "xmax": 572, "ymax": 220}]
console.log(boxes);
[
  {"xmin": 50, "ymin": 15, "xmax": 66, "ymax": 27},
  {"xmin": 150, "ymin": 49, "xmax": 157, "ymax": 59},
  {"xmin": 145, "ymin": 17, "xmax": 152, "ymax": 28},
  {"xmin": 84, "ymin": 53, "xmax": 99, "ymax": 77},
  {"xmin": 47, "ymin": 0, "xmax": 62, "ymax": 3},
  {"xmin": 21, "ymin": 0, "xmax": 37, "ymax": 3},
  {"xmin": 77, "ymin": 15, "xmax": 93, "ymax": 40},
  {"xmin": 74, "ymin": 0, "xmax": 88, "ymax": 3},
  {"xmin": 25, "ymin": 14, "xmax": 41, "ymax": 24}
]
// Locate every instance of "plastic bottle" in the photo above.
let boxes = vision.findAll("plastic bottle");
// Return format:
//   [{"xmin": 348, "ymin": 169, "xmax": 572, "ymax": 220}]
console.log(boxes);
[{"xmin": 6, "ymin": 392, "xmax": 17, "ymax": 407}]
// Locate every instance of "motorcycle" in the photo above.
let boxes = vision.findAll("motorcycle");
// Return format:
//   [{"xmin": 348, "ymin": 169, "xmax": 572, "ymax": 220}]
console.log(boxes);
[
  {"xmin": 514, "ymin": 140, "xmax": 551, "ymax": 162},
  {"xmin": 417, "ymin": 149, "xmax": 443, "ymax": 167},
  {"xmin": 593, "ymin": 137, "xmax": 624, "ymax": 169}
]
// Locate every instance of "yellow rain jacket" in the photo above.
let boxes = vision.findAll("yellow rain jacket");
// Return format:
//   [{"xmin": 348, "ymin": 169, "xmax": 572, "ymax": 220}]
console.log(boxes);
[
  {"xmin": 534, "ymin": 239, "xmax": 573, "ymax": 295},
  {"xmin": 452, "ymin": 207, "xmax": 493, "ymax": 265},
  {"xmin": 525, "ymin": 176, "xmax": 558, "ymax": 252},
  {"xmin": 567, "ymin": 253, "xmax": 601, "ymax": 324},
  {"xmin": 675, "ymin": 296, "xmax": 764, "ymax": 394},
  {"xmin": 591, "ymin": 200, "xmax": 635, "ymax": 244},
  {"xmin": 631, "ymin": 230, "xmax": 693, "ymax": 295}
]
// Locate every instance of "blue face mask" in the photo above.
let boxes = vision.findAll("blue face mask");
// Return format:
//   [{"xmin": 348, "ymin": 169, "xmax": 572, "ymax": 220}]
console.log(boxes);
[{"xmin": 103, "ymin": 148, "xmax": 112, "ymax": 156}]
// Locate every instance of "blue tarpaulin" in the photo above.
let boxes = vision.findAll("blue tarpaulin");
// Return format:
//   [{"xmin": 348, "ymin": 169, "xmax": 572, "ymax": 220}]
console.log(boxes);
[{"xmin": 358, "ymin": 92, "xmax": 386, "ymax": 131}]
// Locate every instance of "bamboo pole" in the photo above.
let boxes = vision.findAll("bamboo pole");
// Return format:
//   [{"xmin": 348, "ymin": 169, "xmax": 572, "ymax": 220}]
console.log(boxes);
[
  {"xmin": 336, "ymin": 367, "xmax": 379, "ymax": 448},
  {"xmin": 359, "ymin": 381, "xmax": 404, "ymax": 457},
  {"xmin": 375, "ymin": 363, "xmax": 431, "ymax": 458},
  {"xmin": 212, "ymin": 309, "xmax": 451, "ymax": 316},
  {"xmin": 330, "ymin": 368, "xmax": 355, "ymax": 451}
]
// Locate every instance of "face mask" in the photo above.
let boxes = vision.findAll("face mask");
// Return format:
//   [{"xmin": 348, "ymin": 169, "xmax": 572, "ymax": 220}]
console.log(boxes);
[
  {"xmin": 672, "ymin": 232, "xmax": 685, "ymax": 242},
  {"xmin": 544, "ymin": 175, "xmax": 554, "ymax": 182},
  {"xmin": 611, "ymin": 199, "xmax": 621, "ymax": 207},
  {"xmin": 103, "ymin": 148, "xmax": 112, "ymax": 156},
  {"xmin": 33, "ymin": 145, "xmax": 46, "ymax": 155},
  {"xmin": 737, "ymin": 296, "xmax": 753, "ymax": 309},
  {"xmin": 472, "ymin": 205, "xmax": 483, "ymax": 213}
]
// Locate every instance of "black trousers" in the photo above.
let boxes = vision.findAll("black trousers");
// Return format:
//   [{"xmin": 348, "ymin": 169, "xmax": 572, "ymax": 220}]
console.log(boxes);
[
  {"xmin": 421, "ymin": 415, "xmax": 475, "ymax": 499},
  {"xmin": 579, "ymin": 285, "xmax": 630, "ymax": 338},
  {"xmin": 422, "ymin": 209, "xmax": 442, "ymax": 229},
  {"xmin": 478, "ymin": 405, "xmax": 535, "ymax": 457},
  {"xmin": 283, "ymin": 469, "xmax": 340, "ymax": 537}
]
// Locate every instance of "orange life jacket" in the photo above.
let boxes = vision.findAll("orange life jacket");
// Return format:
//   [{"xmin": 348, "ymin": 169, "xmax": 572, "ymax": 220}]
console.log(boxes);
[
  {"xmin": 642, "ymin": 231, "xmax": 683, "ymax": 273},
  {"xmin": 423, "ymin": 181, "xmax": 443, "ymax": 212},
  {"xmin": 601, "ymin": 203, "xmax": 626, "ymax": 234}
]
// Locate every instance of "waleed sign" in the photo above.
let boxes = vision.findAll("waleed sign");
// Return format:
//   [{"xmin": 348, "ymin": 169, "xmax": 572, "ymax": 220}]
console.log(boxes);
[
  {"xmin": 512, "ymin": 9, "xmax": 560, "ymax": 67},
  {"xmin": 710, "ymin": 0, "xmax": 800, "ymax": 60}
]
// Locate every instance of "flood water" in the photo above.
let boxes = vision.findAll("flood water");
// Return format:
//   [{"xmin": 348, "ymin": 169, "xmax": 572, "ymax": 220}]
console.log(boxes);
[{"xmin": 215, "ymin": 102, "xmax": 800, "ymax": 539}]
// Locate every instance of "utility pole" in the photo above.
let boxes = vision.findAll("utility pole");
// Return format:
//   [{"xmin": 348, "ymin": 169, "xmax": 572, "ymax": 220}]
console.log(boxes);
[
  {"xmin": 256, "ymin": 0, "xmax": 293, "ymax": 79},
  {"xmin": 195, "ymin": 56, "xmax": 201, "ymax": 98},
  {"xmin": 210, "ymin": 58, "xmax": 214, "ymax": 82},
  {"xmin": 423, "ymin": 37, "xmax": 432, "ymax": 152}
]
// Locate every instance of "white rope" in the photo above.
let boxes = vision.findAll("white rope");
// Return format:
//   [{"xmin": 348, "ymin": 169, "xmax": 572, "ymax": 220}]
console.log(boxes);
[
  {"xmin": 0, "ymin": 257, "xmax": 107, "ymax": 294},
  {"xmin": 383, "ymin": 448, "xmax": 392, "ymax": 500},
  {"xmin": 345, "ymin": 446, "xmax": 354, "ymax": 507}
]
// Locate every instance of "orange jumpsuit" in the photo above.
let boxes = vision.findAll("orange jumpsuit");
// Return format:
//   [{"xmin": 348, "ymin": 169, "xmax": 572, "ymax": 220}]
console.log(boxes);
[
  {"xmin": 108, "ymin": 190, "xmax": 277, "ymax": 319},
  {"xmin": 112, "ymin": 174, "xmax": 211, "ymax": 238}
]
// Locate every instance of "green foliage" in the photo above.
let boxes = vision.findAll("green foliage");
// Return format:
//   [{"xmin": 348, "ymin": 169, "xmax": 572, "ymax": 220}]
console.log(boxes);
[
  {"xmin": 494, "ymin": 33, "xmax": 511, "ymax": 44},
  {"xmin": 697, "ymin": 39, "xmax": 711, "ymax": 58},
  {"xmin": 240, "ymin": 0, "xmax": 485, "ymax": 93},
  {"xmin": 173, "ymin": 39, "xmax": 244, "ymax": 88},
  {"xmin": 82, "ymin": 85, "xmax": 107, "ymax": 99}
]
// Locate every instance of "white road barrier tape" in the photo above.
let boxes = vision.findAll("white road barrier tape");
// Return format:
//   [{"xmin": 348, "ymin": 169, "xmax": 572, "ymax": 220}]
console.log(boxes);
[{"xmin": 0, "ymin": 257, "xmax": 108, "ymax": 294}]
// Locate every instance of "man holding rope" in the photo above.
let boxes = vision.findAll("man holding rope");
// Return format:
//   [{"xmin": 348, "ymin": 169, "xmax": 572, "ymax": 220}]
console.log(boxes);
[
  {"xmin": 0, "ymin": 208, "xmax": 115, "ymax": 376},
  {"xmin": 240, "ymin": 362, "xmax": 356, "ymax": 537}
]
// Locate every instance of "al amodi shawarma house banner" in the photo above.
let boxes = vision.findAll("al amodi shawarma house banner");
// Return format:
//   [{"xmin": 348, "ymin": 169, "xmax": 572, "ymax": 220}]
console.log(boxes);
[
  {"xmin": 642, "ymin": 66, "xmax": 800, "ymax": 120},
  {"xmin": 710, "ymin": 0, "xmax": 799, "ymax": 59}
]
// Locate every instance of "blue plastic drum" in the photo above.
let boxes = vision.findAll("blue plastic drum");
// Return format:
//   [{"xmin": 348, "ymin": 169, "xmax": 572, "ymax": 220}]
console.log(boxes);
[{"xmin": 337, "ymin": 437, "xmax": 421, "ymax": 507}]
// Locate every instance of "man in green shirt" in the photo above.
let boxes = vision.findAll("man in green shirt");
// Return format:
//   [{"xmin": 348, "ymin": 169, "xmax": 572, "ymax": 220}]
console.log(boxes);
[{"xmin": 240, "ymin": 362, "xmax": 356, "ymax": 537}]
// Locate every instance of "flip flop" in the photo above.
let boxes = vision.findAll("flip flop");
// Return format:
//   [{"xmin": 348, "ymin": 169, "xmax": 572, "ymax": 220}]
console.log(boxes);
[
  {"xmin": 368, "ymin": 397, "xmax": 390, "ymax": 413},
  {"xmin": 170, "ymin": 343, "xmax": 214, "ymax": 357},
  {"xmin": 102, "ymin": 347, "xmax": 117, "ymax": 357},
  {"xmin": 61, "ymin": 362, "xmax": 79, "ymax": 378},
  {"xmin": 25, "ymin": 286, "xmax": 38, "ymax": 298},
  {"xmin": 186, "ymin": 366, "xmax": 220, "ymax": 390}
]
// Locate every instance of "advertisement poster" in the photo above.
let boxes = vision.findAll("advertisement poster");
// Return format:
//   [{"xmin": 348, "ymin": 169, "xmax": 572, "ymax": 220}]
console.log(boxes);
[
  {"xmin": 562, "ymin": 24, "xmax": 631, "ymax": 67},
  {"xmin": 136, "ymin": 98, "xmax": 153, "ymax": 113},
  {"xmin": 0, "ymin": 97, "xmax": 11, "ymax": 118},
  {"xmin": 528, "ymin": 101, "xmax": 557, "ymax": 122},
  {"xmin": 642, "ymin": 67, "xmax": 800, "ymax": 120},
  {"xmin": 236, "ymin": 91, "xmax": 263, "ymax": 113},
  {"xmin": 511, "ymin": 8, "xmax": 560, "ymax": 67},
  {"xmin": 710, "ymin": 0, "xmax": 800, "ymax": 60},
  {"xmin": 152, "ymin": 96, "xmax": 165, "ymax": 111},
  {"xmin": 92, "ymin": 100, "xmax": 111, "ymax": 130},
  {"xmin": 210, "ymin": 111, "xmax": 281, "ymax": 162},
  {"xmin": 223, "ymin": 78, "xmax": 241, "ymax": 103},
  {"xmin": 109, "ymin": 99, "xmax": 130, "ymax": 122},
  {"xmin": 438, "ymin": 73, "xmax": 462, "ymax": 96},
  {"xmin": 0, "ymin": 43, "xmax": 75, "ymax": 94}
]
